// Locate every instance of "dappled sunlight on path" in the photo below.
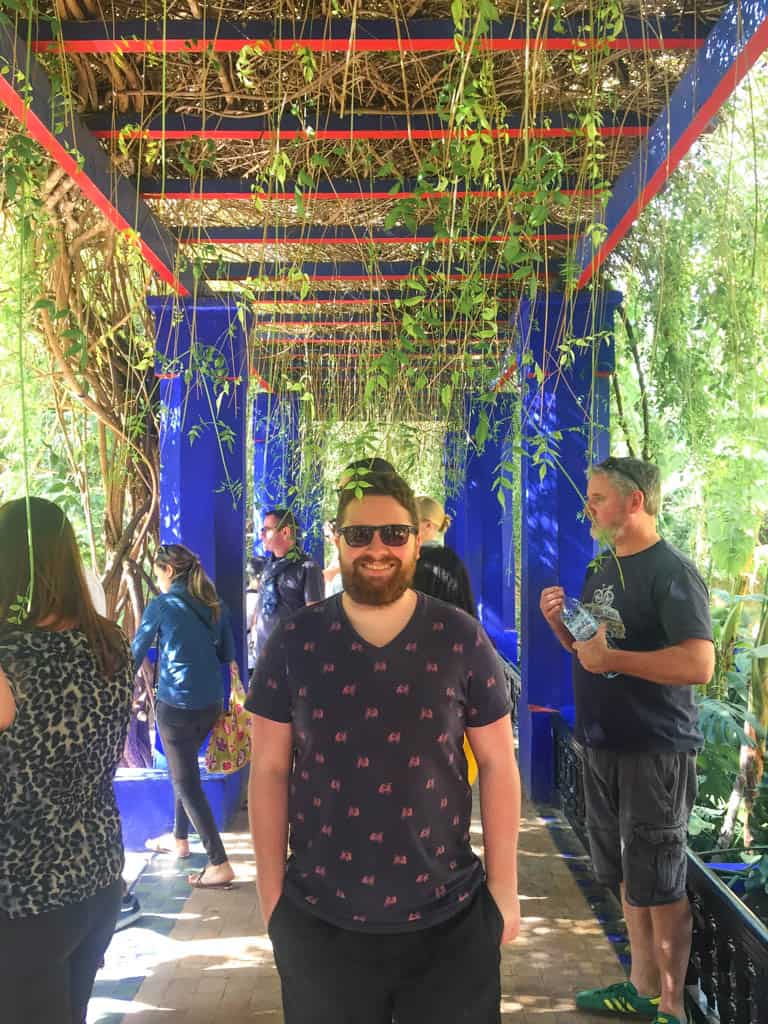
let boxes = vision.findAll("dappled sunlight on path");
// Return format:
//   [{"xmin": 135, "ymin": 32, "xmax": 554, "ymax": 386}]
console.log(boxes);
[{"xmin": 89, "ymin": 800, "xmax": 627, "ymax": 1023}]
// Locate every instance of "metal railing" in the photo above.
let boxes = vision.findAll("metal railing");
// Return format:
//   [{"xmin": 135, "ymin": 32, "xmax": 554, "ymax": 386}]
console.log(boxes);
[{"xmin": 551, "ymin": 713, "xmax": 768, "ymax": 1024}]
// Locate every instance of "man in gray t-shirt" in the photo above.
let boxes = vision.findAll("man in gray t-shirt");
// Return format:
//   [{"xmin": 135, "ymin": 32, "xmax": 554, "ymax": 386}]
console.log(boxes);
[{"xmin": 540, "ymin": 458, "xmax": 713, "ymax": 1024}]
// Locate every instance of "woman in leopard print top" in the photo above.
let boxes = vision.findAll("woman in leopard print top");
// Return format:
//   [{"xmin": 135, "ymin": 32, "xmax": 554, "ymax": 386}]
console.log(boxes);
[{"xmin": 0, "ymin": 497, "xmax": 133, "ymax": 1024}]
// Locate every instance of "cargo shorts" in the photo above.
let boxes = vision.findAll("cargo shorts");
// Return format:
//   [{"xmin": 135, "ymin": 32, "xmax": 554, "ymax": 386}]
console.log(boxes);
[{"xmin": 582, "ymin": 748, "xmax": 697, "ymax": 908}]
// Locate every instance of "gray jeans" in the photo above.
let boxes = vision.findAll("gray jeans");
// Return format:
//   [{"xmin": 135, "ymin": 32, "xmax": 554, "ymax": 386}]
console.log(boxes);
[{"xmin": 583, "ymin": 748, "xmax": 697, "ymax": 907}]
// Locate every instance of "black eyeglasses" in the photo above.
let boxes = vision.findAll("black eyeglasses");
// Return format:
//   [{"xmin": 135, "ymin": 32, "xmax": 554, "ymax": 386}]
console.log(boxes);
[
  {"xmin": 599, "ymin": 458, "xmax": 645, "ymax": 493},
  {"xmin": 337, "ymin": 524, "xmax": 418, "ymax": 548}
]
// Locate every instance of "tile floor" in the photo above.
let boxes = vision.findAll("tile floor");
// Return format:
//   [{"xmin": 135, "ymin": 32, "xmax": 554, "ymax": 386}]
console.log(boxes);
[{"xmin": 88, "ymin": 799, "xmax": 628, "ymax": 1024}]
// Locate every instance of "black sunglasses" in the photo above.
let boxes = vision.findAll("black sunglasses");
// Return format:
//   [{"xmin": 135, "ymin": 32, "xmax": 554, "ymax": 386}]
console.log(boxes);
[
  {"xmin": 599, "ymin": 458, "xmax": 645, "ymax": 493},
  {"xmin": 337, "ymin": 524, "xmax": 418, "ymax": 548}
]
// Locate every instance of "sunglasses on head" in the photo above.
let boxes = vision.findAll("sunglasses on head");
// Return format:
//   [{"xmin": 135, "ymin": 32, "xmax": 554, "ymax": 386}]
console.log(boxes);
[
  {"xmin": 599, "ymin": 458, "xmax": 645, "ymax": 494},
  {"xmin": 337, "ymin": 524, "xmax": 418, "ymax": 548}
]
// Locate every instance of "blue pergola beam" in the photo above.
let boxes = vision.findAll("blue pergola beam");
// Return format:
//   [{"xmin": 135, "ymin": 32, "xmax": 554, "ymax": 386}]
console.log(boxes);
[
  {"xmin": 89, "ymin": 111, "xmax": 650, "ymax": 141},
  {"xmin": 30, "ymin": 16, "xmax": 711, "ymax": 54},
  {"xmin": 202, "ymin": 259, "xmax": 553, "ymax": 281},
  {"xmin": 141, "ymin": 175, "xmax": 604, "ymax": 201},
  {"xmin": 0, "ymin": 23, "xmax": 193, "ymax": 296},
  {"xmin": 577, "ymin": 0, "xmax": 768, "ymax": 287}
]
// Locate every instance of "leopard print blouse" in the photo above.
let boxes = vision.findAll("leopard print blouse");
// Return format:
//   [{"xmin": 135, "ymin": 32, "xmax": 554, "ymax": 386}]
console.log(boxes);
[{"xmin": 0, "ymin": 627, "xmax": 133, "ymax": 918}]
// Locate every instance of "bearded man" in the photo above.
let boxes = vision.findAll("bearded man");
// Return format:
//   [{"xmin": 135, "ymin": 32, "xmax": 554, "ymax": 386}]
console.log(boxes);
[
  {"xmin": 540, "ymin": 457, "xmax": 714, "ymax": 1024},
  {"xmin": 246, "ymin": 466, "xmax": 520, "ymax": 1024}
]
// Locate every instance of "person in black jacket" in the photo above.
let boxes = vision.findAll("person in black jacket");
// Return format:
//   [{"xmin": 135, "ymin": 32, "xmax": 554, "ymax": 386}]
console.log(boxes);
[{"xmin": 412, "ymin": 496, "xmax": 477, "ymax": 617}]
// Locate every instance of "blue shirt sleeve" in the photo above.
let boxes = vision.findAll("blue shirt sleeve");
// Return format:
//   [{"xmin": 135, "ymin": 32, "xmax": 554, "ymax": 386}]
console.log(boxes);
[
  {"xmin": 465, "ymin": 623, "xmax": 512, "ymax": 728},
  {"xmin": 245, "ymin": 625, "xmax": 292, "ymax": 723},
  {"xmin": 132, "ymin": 597, "xmax": 164, "ymax": 671}
]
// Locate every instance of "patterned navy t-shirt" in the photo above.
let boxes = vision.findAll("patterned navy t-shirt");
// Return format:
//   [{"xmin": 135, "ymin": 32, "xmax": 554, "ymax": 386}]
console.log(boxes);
[{"xmin": 246, "ymin": 592, "xmax": 511, "ymax": 933}]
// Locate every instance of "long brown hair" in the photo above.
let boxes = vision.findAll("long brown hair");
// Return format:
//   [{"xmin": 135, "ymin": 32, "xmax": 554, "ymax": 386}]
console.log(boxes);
[
  {"xmin": 154, "ymin": 543, "xmax": 221, "ymax": 622},
  {"xmin": 0, "ymin": 497, "xmax": 126, "ymax": 677}
]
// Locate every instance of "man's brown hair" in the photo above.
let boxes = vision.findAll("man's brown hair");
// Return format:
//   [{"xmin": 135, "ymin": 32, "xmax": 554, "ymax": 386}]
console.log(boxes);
[{"xmin": 336, "ymin": 470, "xmax": 418, "ymax": 528}]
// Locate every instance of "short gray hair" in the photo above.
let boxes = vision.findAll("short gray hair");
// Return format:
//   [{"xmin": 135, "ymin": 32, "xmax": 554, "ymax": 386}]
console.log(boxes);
[{"xmin": 589, "ymin": 457, "xmax": 661, "ymax": 517}]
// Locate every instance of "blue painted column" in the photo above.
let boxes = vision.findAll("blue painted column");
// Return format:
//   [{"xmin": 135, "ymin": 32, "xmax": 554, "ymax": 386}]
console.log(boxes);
[
  {"xmin": 518, "ymin": 289, "xmax": 621, "ymax": 802},
  {"xmin": 148, "ymin": 296, "xmax": 250, "ymax": 681},
  {"xmin": 252, "ymin": 391, "xmax": 298, "ymax": 546},
  {"xmin": 446, "ymin": 395, "xmax": 517, "ymax": 664},
  {"xmin": 251, "ymin": 393, "xmax": 324, "ymax": 565}
]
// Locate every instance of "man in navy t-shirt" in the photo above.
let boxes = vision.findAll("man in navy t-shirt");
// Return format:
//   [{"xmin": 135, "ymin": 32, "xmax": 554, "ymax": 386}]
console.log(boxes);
[
  {"xmin": 247, "ymin": 467, "xmax": 521, "ymax": 1024},
  {"xmin": 540, "ymin": 458, "xmax": 714, "ymax": 1024}
]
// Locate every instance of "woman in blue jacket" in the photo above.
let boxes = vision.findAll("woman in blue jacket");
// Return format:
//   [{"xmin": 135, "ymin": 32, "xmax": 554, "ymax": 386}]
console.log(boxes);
[{"xmin": 133, "ymin": 544, "xmax": 236, "ymax": 888}]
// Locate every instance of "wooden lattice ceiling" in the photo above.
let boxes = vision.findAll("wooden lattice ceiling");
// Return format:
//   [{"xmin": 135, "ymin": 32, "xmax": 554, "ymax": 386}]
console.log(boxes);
[{"xmin": 2, "ymin": 0, "xmax": 762, "ymax": 398}]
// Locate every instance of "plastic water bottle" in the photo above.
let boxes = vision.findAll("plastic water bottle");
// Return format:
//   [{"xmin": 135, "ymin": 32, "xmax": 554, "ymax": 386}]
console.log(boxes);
[
  {"xmin": 560, "ymin": 596, "xmax": 617, "ymax": 678},
  {"xmin": 560, "ymin": 596, "xmax": 599, "ymax": 641}
]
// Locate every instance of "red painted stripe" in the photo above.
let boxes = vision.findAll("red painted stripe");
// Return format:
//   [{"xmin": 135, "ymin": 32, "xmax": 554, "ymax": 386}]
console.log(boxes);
[
  {"xmin": 494, "ymin": 365, "xmax": 517, "ymax": 390},
  {"xmin": 0, "ymin": 79, "xmax": 189, "ymax": 295},
  {"xmin": 257, "ymin": 320, "xmax": 398, "ymax": 327},
  {"xmin": 96, "ymin": 126, "xmax": 647, "ymax": 142},
  {"xmin": 577, "ymin": 20, "xmax": 768, "ymax": 288},
  {"xmin": 251, "ymin": 371, "xmax": 272, "ymax": 390},
  {"xmin": 33, "ymin": 37, "xmax": 703, "ymax": 56},
  {"xmin": 263, "ymin": 353, "xmax": 472, "ymax": 362},
  {"xmin": 256, "ymin": 342, "xmax": 456, "ymax": 350},
  {"xmin": 248, "ymin": 295, "xmax": 520, "ymax": 306}
]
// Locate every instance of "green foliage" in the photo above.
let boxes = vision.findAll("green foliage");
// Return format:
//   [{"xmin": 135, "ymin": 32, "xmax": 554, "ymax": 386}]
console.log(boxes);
[
  {"xmin": 316, "ymin": 420, "xmax": 447, "ymax": 524},
  {"xmin": 0, "ymin": 220, "xmax": 105, "ymax": 562},
  {"xmin": 691, "ymin": 590, "xmax": 768, "ymax": 851},
  {"xmin": 609, "ymin": 65, "xmax": 768, "ymax": 589}
]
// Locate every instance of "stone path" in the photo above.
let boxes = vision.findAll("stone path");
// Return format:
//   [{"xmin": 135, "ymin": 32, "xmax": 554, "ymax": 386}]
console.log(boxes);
[{"xmin": 89, "ymin": 799, "xmax": 628, "ymax": 1024}]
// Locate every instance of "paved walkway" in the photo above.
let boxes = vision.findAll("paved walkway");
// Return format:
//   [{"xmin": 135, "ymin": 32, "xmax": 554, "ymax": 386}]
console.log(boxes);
[{"xmin": 89, "ymin": 799, "xmax": 629, "ymax": 1024}]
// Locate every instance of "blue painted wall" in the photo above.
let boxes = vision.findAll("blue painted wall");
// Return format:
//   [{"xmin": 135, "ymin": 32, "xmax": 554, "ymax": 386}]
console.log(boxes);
[
  {"xmin": 148, "ymin": 296, "xmax": 250, "ymax": 681},
  {"xmin": 518, "ymin": 290, "xmax": 620, "ymax": 801},
  {"xmin": 446, "ymin": 395, "xmax": 517, "ymax": 664},
  {"xmin": 251, "ymin": 392, "xmax": 324, "ymax": 565}
]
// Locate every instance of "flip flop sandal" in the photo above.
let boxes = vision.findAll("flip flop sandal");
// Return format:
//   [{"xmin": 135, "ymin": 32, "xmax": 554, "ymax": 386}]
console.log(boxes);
[
  {"xmin": 145, "ymin": 837, "xmax": 192, "ymax": 859},
  {"xmin": 188, "ymin": 870, "xmax": 234, "ymax": 890}
]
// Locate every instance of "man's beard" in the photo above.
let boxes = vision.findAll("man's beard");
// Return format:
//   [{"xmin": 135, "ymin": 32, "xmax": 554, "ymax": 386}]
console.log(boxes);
[
  {"xmin": 341, "ymin": 551, "xmax": 417, "ymax": 606},
  {"xmin": 590, "ymin": 520, "xmax": 622, "ymax": 545}
]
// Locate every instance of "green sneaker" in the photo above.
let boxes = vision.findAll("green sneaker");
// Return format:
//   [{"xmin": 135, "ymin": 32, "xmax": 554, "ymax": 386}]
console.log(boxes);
[
  {"xmin": 651, "ymin": 1016, "xmax": 686, "ymax": 1024},
  {"xmin": 575, "ymin": 980, "xmax": 660, "ymax": 1017}
]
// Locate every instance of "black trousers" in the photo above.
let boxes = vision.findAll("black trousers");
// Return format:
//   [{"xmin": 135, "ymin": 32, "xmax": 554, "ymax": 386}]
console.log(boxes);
[
  {"xmin": 268, "ymin": 884, "xmax": 503, "ymax": 1024},
  {"xmin": 156, "ymin": 700, "xmax": 228, "ymax": 866},
  {"xmin": 0, "ymin": 878, "xmax": 122, "ymax": 1024}
]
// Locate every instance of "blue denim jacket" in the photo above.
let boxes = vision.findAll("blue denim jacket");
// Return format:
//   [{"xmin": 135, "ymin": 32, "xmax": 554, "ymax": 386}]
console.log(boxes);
[{"xmin": 132, "ymin": 581, "xmax": 235, "ymax": 709}]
